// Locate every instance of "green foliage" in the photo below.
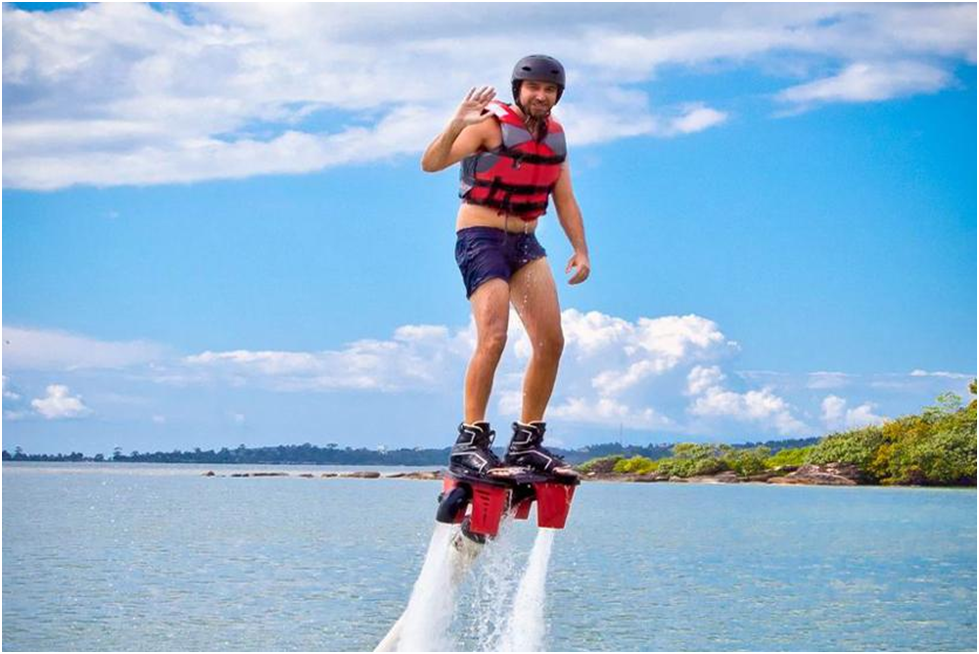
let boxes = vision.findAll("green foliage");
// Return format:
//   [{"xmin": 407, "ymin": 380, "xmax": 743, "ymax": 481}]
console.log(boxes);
[
  {"xmin": 654, "ymin": 443, "xmax": 728, "ymax": 477},
  {"xmin": 577, "ymin": 455, "xmax": 625, "ymax": 474},
  {"xmin": 584, "ymin": 386, "xmax": 977, "ymax": 485},
  {"xmin": 803, "ymin": 381, "xmax": 977, "ymax": 486},
  {"xmin": 721, "ymin": 446, "xmax": 771, "ymax": 476},
  {"xmin": 765, "ymin": 446, "xmax": 814, "ymax": 469},
  {"xmin": 868, "ymin": 391, "xmax": 977, "ymax": 485},
  {"xmin": 807, "ymin": 426, "xmax": 886, "ymax": 469},
  {"xmin": 612, "ymin": 455, "xmax": 659, "ymax": 475}
]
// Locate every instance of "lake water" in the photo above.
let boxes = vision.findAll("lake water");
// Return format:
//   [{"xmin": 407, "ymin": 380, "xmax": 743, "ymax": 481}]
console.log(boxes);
[{"xmin": 2, "ymin": 462, "xmax": 976, "ymax": 651}]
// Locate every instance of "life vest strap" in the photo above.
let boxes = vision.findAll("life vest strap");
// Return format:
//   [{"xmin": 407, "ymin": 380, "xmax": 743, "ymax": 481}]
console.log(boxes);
[{"xmin": 469, "ymin": 178, "xmax": 555, "ymax": 195}]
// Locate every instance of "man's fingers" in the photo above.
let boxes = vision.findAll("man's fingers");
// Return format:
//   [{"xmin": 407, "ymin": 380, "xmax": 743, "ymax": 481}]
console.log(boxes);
[
  {"xmin": 567, "ymin": 264, "xmax": 590, "ymax": 285},
  {"xmin": 463, "ymin": 86, "xmax": 496, "ymax": 111}
]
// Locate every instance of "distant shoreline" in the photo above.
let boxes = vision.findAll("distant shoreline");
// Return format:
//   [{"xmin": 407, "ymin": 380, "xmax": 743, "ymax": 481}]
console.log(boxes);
[
  {"xmin": 4, "ymin": 459, "xmax": 974, "ymax": 488},
  {"xmin": 187, "ymin": 465, "xmax": 973, "ymax": 488}
]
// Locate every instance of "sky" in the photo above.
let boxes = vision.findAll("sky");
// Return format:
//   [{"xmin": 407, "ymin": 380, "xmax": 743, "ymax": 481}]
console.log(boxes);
[{"xmin": 2, "ymin": 2, "xmax": 976, "ymax": 456}]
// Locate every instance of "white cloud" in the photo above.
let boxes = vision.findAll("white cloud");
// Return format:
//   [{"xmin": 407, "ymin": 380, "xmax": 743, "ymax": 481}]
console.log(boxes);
[
  {"xmin": 177, "ymin": 308, "xmax": 743, "ymax": 432},
  {"xmin": 807, "ymin": 371, "xmax": 852, "ymax": 390},
  {"xmin": 686, "ymin": 365, "xmax": 807, "ymax": 435},
  {"xmin": 776, "ymin": 61, "xmax": 951, "ymax": 109},
  {"xmin": 557, "ymin": 88, "xmax": 726, "ymax": 145},
  {"xmin": 2, "ymin": 376, "xmax": 27, "ymax": 421},
  {"xmin": 845, "ymin": 402, "xmax": 885, "ymax": 429},
  {"xmin": 547, "ymin": 396, "xmax": 671, "ymax": 430},
  {"xmin": 3, "ymin": 326, "xmax": 166, "ymax": 370},
  {"xmin": 821, "ymin": 395, "xmax": 847, "ymax": 425},
  {"xmin": 866, "ymin": 372, "xmax": 976, "ymax": 394},
  {"xmin": 535, "ymin": 311, "xmax": 738, "ymax": 416},
  {"xmin": 744, "ymin": 370, "xmax": 975, "ymax": 400},
  {"xmin": 2, "ymin": 376, "xmax": 22, "ymax": 401},
  {"xmin": 666, "ymin": 104, "xmax": 729, "ymax": 136},
  {"xmin": 490, "ymin": 310, "xmax": 742, "ymax": 431},
  {"xmin": 633, "ymin": 314, "xmax": 733, "ymax": 362},
  {"xmin": 30, "ymin": 384, "xmax": 93, "ymax": 420},
  {"xmin": 4, "ymin": 105, "xmax": 446, "ymax": 190},
  {"xmin": 179, "ymin": 309, "xmax": 735, "ymax": 413},
  {"xmin": 182, "ymin": 321, "xmax": 472, "ymax": 393},
  {"xmin": 3, "ymin": 3, "xmax": 973, "ymax": 189},
  {"xmin": 9, "ymin": 310, "xmax": 956, "ymax": 438},
  {"xmin": 686, "ymin": 365, "xmax": 725, "ymax": 396},
  {"xmin": 492, "ymin": 381, "xmax": 659, "ymax": 436},
  {"xmin": 821, "ymin": 394, "xmax": 887, "ymax": 431},
  {"xmin": 552, "ymin": 309, "xmax": 634, "ymax": 357},
  {"xmin": 909, "ymin": 369, "xmax": 973, "ymax": 380}
]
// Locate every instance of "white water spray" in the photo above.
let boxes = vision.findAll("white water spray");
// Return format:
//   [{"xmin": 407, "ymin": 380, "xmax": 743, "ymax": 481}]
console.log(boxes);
[
  {"xmin": 466, "ymin": 521, "xmax": 521, "ymax": 650},
  {"xmin": 394, "ymin": 524, "xmax": 461, "ymax": 652},
  {"xmin": 496, "ymin": 528, "xmax": 556, "ymax": 652},
  {"xmin": 378, "ymin": 522, "xmax": 559, "ymax": 653}
]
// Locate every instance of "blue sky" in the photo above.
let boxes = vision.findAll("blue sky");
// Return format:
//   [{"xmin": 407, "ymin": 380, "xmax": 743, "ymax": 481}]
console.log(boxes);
[{"xmin": 2, "ymin": 3, "xmax": 976, "ymax": 455}]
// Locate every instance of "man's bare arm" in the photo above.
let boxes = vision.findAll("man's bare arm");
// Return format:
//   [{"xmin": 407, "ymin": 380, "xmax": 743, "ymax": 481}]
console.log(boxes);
[
  {"xmin": 552, "ymin": 162, "xmax": 591, "ymax": 284},
  {"xmin": 553, "ymin": 163, "xmax": 588, "ymax": 254},
  {"xmin": 421, "ymin": 86, "xmax": 496, "ymax": 173}
]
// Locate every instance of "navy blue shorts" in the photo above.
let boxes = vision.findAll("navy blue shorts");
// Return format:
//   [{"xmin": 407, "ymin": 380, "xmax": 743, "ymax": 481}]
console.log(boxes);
[{"xmin": 455, "ymin": 227, "xmax": 547, "ymax": 299}]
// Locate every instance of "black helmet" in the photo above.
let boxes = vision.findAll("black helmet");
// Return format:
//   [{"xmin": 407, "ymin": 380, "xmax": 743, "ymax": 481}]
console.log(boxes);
[{"xmin": 511, "ymin": 54, "xmax": 565, "ymax": 105}]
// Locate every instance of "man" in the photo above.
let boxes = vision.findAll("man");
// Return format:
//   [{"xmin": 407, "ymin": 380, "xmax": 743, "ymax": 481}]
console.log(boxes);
[{"xmin": 421, "ymin": 54, "xmax": 590, "ymax": 479}]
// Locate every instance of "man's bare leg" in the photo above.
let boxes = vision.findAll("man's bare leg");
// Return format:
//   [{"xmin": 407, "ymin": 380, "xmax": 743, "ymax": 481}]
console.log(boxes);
[
  {"xmin": 459, "ymin": 278, "xmax": 524, "ymax": 478},
  {"xmin": 506, "ymin": 257, "xmax": 576, "ymax": 476},
  {"xmin": 508, "ymin": 257, "xmax": 564, "ymax": 423},
  {"xmin": 463, "ymin": 278, "xmax": 510, "ymax": 424}
]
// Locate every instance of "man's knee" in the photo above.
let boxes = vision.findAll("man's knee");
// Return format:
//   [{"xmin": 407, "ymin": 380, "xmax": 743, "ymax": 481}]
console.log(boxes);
[
  {"xmin": 477, "ymin": 330, "xmax": 508, "ymax": 359},
  {"xmin": 533, "ymin": 330, "xmax": 564, "ymax": 361}
]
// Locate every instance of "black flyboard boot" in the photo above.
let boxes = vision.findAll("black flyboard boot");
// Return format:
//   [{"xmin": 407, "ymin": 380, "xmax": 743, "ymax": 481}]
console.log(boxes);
[
  {"xmin": 504, "ymin": 421, "xmax": 578, "ymax": 477},
  {"xmin": 440, "ymin": 421, "xmax": 579, "ymax": 538},
  {"xmin": 448, "ymin": 422, "xmax": 505, "ymax": 477},
  {"xmin": 441, "ymin": 422, "xmax": 520, "ymax": 539}
]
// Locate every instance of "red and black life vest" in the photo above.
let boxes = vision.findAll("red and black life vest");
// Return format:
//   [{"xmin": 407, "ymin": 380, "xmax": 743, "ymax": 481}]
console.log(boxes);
[{"xmin": 459, "ymin": 101, "xmax": 566, "ymax": 221}]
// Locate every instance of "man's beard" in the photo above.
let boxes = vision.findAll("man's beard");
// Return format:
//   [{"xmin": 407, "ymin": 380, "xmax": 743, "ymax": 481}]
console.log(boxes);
[
  {"xmin": 522, "ymin": 101, "xmax": 552, "ymax": 135},
  {"xmin": 527, "ymin": 101, "xmax": 551, "ymax": 117},
  {"xmin": 515, "ymin": 90, "xmax": 553, "ymax": 138}
]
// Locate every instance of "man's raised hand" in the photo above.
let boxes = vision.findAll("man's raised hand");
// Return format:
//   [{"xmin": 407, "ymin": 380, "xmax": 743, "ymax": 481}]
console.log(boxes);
[{"xmin": 454, "ymin": 86, "xmax": 497, "ymax": 126}]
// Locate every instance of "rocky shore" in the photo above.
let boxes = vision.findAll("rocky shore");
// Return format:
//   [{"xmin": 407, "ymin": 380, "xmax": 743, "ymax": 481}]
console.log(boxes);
[{"xmin": 201, "ymin": 463, "xmax": 868, "ymax": 486}]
